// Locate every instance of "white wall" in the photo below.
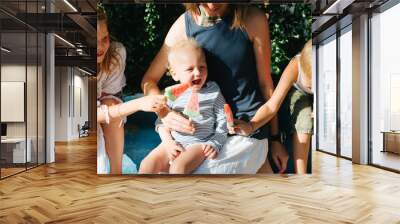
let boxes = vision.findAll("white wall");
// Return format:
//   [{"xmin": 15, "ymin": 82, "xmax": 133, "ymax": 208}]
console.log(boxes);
[
  {"xmin": 1, "ymin": 64, "xmax": 46, "ymax": 163},
  {"xmin": 55, "ymin": 66, "xmax": 69, "ymax": 141},
  {"xmin": 54, "ymin": 67, "xmax": 89, "ymax": 141},
  {"xmin": 1, "ymin": 65, "xmax": 36, "ymax": 138}
]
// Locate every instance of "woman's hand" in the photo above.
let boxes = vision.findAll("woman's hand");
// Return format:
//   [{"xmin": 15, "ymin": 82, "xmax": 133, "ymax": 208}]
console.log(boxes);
[
  {"xmin": 162, "ymin": 139, "xmax": 184, "ymax": 161},
  {"xmin": 203, "ymin": 144, "xmax": 217, "ymax": 159},
  {"xmin": 138, "ymin": 95, "xmax": 167, "ymax": 112},
  {"xmin": 228, "ymin": 119, "xmax": 254, "ymax": 137},
  {"xmin": 270, "ymin": 141, "xmax": 288, "ymax": 174},
  {"xmin": 160, "ymin": 110, "xmax": 195, "ymax": 134}
]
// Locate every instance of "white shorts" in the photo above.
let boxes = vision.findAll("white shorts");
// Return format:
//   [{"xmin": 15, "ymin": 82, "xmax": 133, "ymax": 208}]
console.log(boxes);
[{"xmin": 194, "ymin": 136, "xmax": 268, "ymax": 174}]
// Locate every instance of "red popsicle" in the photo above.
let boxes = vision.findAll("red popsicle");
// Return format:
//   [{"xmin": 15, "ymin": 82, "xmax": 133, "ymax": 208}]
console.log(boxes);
[{"xmin": 224, "ymin": 104, "xmax": 234, "ymax": 127}]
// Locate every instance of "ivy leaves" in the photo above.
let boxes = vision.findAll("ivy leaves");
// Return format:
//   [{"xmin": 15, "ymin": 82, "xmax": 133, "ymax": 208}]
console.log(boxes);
[
  {"xmin": 267, "ymin": 4, "xmax": 311, "ymax": 79},
  {"xmin": 144, "ymin": 3, "xmax": 159, "ymax": 48}
]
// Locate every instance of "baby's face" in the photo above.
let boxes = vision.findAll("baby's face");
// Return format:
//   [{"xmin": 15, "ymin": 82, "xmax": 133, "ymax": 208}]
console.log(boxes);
[{"xmin": 170, "ymin": 48, "xmax": 207, "ymax": 91}]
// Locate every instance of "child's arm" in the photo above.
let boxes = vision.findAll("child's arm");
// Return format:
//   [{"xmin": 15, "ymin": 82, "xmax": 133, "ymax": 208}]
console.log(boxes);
[
  {"xmin": 230, "ymin": 58, "xmax": 299, "ymax": 136},
  {"xmin": 204, "ymin": 91, "xmax": 228, "ymax": 156},
  {"xmin": 158, "ymin": 126, "xmax": 184, "ymax": 161},
  {"xmin": 251, "ymin": 58, "xmax": 299, "ymax": 129},
  {"xmin": 156, "ymin": 100, "xmax": 184, "ymax": 161},
  {"xmin": 98, "ymin": 95, "xmax": 166, "ymax": 124},
  {"xmin": 158, "ymin": 126, "xmax": 174, "ymax": 142}
]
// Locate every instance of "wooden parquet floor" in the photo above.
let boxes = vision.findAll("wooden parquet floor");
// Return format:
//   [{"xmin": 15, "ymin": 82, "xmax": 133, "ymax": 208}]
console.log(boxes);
[{"xmin": 1, "ymin": 135, "xmax": 400, "ymax": 223}]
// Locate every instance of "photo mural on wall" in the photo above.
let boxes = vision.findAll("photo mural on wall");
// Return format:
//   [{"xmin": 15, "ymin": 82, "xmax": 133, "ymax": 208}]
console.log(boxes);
[{"xmin": 97, "ymin": 2, "xmax": 312, "ymax": 175}]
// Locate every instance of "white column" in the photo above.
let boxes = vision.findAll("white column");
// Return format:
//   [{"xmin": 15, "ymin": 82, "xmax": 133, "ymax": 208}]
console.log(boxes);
[
  {"xmin": 352, "ymin": 14, "xmax": 369, "ymax": 164},
  {"xmin": 46, "ymin": 1, "xmax": 55, "ymax": 163}
]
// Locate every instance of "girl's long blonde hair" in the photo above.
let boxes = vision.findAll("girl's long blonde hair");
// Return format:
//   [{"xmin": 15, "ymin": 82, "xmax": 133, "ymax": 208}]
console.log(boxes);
[
  {"xmin": 299, "ymin": 40, "xmax": 312, "ymax": 80},
  {"xmin": 97, "ymin": 9, "xmax": 121, "ymax": 75},
  {"xmin": 183, "ymin": 3, "xmax": 249, "ymax": 29}
]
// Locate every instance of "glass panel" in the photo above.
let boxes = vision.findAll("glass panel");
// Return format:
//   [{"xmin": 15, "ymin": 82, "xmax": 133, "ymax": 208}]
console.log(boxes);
[
  {"xmin": 312, "ymin": 45, "xmax": 317, "ymax": 151},
  {"xmin": 371, "ymin": 3, "xmax": 400, "ymax": 171},
  {"xmin": 27, "ymin": 31, "xmax": 38, "ymax": 169},
  {"xmin": 339, "ymin": 27, "xmax": 352, "ymax": 158},
  {"xmin": 38, "ymin": 32, "xmax": 45, "ymax": 165},
  {"xmin": 317, "ymin": 35, "xmax": 337, "ymax": 154},
  {"xmin": 1, "ymin": 31, "xmax": 27, "ymax": 177}
]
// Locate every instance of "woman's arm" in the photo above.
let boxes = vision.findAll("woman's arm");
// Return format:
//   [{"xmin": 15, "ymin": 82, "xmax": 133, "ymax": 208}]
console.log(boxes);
[
  {"xmin": 245, "ymin": 8, "xmax": 288, "ymax": 173},
  {"xmin": 245, "ymin": 9, "xmax": 280, "ymax": 135},
  {"xmin": 141, "ymin": 13, "xmax": 187, "ymax": 96}
]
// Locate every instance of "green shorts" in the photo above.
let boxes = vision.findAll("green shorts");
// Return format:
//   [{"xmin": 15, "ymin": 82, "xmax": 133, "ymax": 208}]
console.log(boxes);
[{"xmin": 280, "ymin": 87, "xmax": 313, "ymax": 135}]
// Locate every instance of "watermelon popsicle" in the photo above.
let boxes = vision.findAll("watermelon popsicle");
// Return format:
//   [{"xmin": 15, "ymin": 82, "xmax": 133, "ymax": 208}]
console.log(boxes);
[
  {"xmin": 183, "ymin": 89, "xmax": 200, "ymax": 118},
  {"xmin": 164, "ymin": 83, "xmax": 191, "ymax": 101},
  {"xmin": 224, "ymin": 104, "xmax": 234, "ymax": 127}
]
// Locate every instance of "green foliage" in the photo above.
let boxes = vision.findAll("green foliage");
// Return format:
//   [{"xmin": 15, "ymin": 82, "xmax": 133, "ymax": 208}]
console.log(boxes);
[
  {"xmin": 104, "ymin": 4, "xmax": 311, "ymax": 95},
  {"xmin": 105, "ymin": 4, "xmax": 183, "ymax": 95},
  {"xmin": 266, "ymin": 4, "xmax": 312, "ymax": 81},
  {"xmin": 143, "ymin": 4, "xmax": 159, "ymax": 49}
]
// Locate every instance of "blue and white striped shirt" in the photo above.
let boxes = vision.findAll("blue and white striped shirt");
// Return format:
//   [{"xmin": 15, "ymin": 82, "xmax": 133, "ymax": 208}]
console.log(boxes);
[{"xmin": 156, "ymin": 81, "xmax": 228, "ymax": 152}]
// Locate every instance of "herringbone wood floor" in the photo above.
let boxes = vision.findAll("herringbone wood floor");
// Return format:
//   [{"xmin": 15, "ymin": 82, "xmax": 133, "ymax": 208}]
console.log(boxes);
[{"xmin": 0, "ymin": 135, "xmax": 399, "ymax": 223}]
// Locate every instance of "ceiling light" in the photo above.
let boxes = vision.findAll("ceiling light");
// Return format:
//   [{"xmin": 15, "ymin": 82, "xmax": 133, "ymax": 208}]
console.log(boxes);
[
  {"xmin": 322, "ymin": 0, "xmax": 355, "ymax": 15},
  {"xmin": 78, "ymin": 67, "xmax": 93, "ymax": 76},
  {"xmin": 63, "ymin": 0, "xmax": 78, "ymax": 12},
  {"xmin": 54, "ymin": 34, "xmax": 75, "ymax": 48},
  {"xmin": 1, "ymin": 47, "xmax": 11, "ymax": 53}
]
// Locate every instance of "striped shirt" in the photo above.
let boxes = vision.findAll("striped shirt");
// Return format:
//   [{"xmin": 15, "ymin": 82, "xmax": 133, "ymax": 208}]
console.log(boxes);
[{"xmin": 156, "ymin": 81, "xmax": 228, "ymax": 152}]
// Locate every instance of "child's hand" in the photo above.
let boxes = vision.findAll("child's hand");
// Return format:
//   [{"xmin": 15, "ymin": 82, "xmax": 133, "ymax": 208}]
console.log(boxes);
[
  {"xmin": 162, "ymin": 139, "xmax": 184, "ymax": 161},
  {"xmin": 139, "ymin": 95, "xmax": 166, "ymax": 112},
  {"xmin": 202, "ymin": 144, "xmax": 217, "ymax": 159},
  {"xmin": 228, "ymin": 119, "xmax": 254, "ymax": 137}
]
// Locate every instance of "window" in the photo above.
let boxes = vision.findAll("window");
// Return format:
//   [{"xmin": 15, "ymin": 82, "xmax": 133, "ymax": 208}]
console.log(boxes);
[
  {"xmin": 339, "ymin": 26, "xmax": 352, "ymax": 158},
  {"xmin": 370, "ymin": 2, "xmax": 400, "ymax": 171},
  {"xmin": 317, "ymin": 35, "xmax": 337, "ymax": 154},
  {"xmin": 0, "ymin": 1, "xmax": 47, "ymax": 179}
]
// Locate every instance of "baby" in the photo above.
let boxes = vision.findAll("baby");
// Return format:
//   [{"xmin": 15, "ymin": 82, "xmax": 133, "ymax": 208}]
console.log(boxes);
[{"xmin": 139, "ymin": 39, "xmax": 228, "ymax": 174}]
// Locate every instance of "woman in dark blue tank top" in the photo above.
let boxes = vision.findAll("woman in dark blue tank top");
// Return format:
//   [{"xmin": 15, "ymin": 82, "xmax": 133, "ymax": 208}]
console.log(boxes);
[
  {"xmin": 141, "ymin": 3, "xmax": 288, "ymax": 174},
  {"xmin": 184, "ymin": 11, "xmax": 267, "ymax": 139}
]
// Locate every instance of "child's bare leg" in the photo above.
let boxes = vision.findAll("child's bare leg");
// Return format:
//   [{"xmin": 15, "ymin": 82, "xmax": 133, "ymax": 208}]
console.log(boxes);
[
  {"xmin": 169, "ymin": 144, "xmax": 206, "ymax": 174},
  {"xmin": 101, "ymin": 98, "xmax": 124, "ymax": 174},
  {"xmin": 139, "ymin": 144, "xmax": 170, "ymax": 174},
  {"xmin": 292, "ymin": 132, "xmax": 311, "ymax": 174}
]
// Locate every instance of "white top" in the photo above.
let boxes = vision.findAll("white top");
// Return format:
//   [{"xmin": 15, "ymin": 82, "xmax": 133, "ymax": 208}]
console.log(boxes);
[
  {"xmin": 97, "ymin": 42, "xmax": 127, "ymax": 99},
  {"xmin": 293, "ymin": 55, "xmax": 313, "ymax": 95}
]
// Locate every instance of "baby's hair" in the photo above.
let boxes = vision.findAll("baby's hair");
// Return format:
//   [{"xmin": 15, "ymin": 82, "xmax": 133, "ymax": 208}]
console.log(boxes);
[
  {"xmin": 299, "ymin": 40, "xmax": 312, "ymax": 80},
  {"xmin": 166, "ymin": 38, "xmax": 205, "ymax": 76}
]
